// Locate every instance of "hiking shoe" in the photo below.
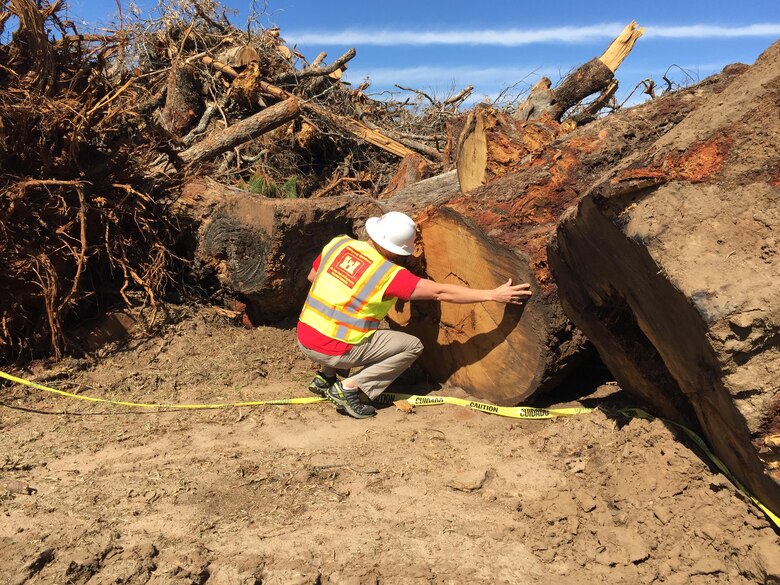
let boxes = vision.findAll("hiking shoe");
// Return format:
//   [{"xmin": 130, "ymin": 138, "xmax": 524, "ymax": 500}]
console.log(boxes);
[
  {"xmin": 326, "ymin": 381, "xmax": 376, "ymax": 419},
  {"xmin": 308, "ymin": 371, "xmax": 336, "ymax": 397}
]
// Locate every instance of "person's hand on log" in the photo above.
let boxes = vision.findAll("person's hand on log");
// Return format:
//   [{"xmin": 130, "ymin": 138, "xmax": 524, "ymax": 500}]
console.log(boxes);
[
  {"xmin": 491, "ymin": 278, "xmax": 533, "ymax": 305},
  {"xmin": 410, "ymin": 277, "xmax": 532, "ymax": 305}
]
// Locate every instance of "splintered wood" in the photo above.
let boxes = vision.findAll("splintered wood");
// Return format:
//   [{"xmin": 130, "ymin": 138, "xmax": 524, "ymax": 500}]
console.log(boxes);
[{"xmin": 599, "ymin": 21, "xmax": 646, "ymax": 72}]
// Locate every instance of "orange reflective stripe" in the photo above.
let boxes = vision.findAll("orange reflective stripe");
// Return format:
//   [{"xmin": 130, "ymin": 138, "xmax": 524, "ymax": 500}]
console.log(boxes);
[
  {"xmin": 304, "ymin": 294, "xmax": 381, "ymax": 332},
  {"xmin": 300, "ymin": 237, "xmax": 400, "ymax": 344},
  {"xmin": 311, "ymin": 236, "xmax": 351, "ymax": 288},
  {"xmin": 353, "ymin": 264, "xmax": 399, "ymax": 314}
]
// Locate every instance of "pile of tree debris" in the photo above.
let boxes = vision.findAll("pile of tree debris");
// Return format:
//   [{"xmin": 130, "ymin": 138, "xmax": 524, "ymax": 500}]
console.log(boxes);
[{"xmin": 0, "ymin": 0, "xmax": 466, "ymax": 361}]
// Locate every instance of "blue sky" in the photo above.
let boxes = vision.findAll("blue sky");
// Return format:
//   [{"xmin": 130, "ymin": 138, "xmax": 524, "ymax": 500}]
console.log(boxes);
[{"xmin": 66, "ymin": 0, "xmax": 779, "ymax": 107}]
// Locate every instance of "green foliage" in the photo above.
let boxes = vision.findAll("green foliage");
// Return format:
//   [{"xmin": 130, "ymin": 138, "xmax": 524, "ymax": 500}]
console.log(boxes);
[
  {"xmin": 238, "ymin": 174, "xmax": 278, "ymax": 197},
  {"xmin": 281, "ymin": 176, "xmax": 298, "ymax": 199},
  {"xmin": 238, "ymin": 174, "xmax": 299, "ymax": 198}
]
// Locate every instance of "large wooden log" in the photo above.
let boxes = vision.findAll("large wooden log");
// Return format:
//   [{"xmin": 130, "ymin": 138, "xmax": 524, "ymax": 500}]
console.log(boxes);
[
  {"xmin": 173, "ymin": 178, "xmax": 381, "ymax": 321},
  {"xmin": 549, "ymin": 43, "xmax": 780, "ymax": 515},
  {"xmin": 388, "ymin": 206, "xmax": 546, "ymax": 404},
  {"xmin": 381, "ymin": 170, "xmax": 461, "ymax": 214},
  {"xmin": 388, "ymin": 64, "xmax": 745, "ymax": 405}
]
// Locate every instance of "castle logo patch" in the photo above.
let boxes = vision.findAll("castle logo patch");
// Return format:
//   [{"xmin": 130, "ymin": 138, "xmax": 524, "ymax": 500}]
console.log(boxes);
[{"xmin": 328, "ymin": 246, "xmax": 373, "ymax": 288}]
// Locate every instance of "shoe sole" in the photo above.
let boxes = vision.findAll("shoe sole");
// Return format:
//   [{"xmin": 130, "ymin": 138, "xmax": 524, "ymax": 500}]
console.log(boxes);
[{"xmin": 326, "ymin": 391, "xmax": 375, "ymax": 419}]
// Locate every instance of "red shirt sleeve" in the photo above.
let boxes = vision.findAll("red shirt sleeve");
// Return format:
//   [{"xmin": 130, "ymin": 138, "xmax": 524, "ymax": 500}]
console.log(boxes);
[
  {"xmin": 312, "ymin": 254, "xmax": 322, "ymax": 271},
  {"xmin": 384, "ymin": 268, "xmax": 421, "ymax": 301}
]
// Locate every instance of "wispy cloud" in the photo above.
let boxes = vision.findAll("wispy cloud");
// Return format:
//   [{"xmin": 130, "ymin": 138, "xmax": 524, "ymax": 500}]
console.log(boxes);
[
  {"xmin": 286, "ymin": 23, "xmax": 780, "ymax": 46},
  {"xmin": 646, "ymin": 24, "xmax": 780, "ymax": 39},
  {"xmin": 345, "ymin": 65, "xmax": 556, "ymax": 86},
  {"xmin": 345, "ymin": 60, "xmax": 732, "ymax": 94}
]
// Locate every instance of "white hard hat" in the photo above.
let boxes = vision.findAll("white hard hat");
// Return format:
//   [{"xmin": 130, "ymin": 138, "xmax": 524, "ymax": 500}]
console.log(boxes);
[{"xmin": 365, "ymin": 211, "xmax": 417, "ymax": 256}]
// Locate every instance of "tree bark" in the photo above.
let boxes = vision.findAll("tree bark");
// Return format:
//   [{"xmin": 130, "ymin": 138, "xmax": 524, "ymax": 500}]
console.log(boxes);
[
  {"xmin": 549, "ymin": 43, "xmax": 780, "ymax": 515},
  {"xmin": 173, "ymin": 178, "xmax": 382, "ymax": 321},
  {"xmin": 378, "ymin": 153, "xmax": 434, "ymax": 199},
  {"xmin": 515, "ymin": 21, "xmax": 644, "ymax": 122},
  {"xmin": 161, "ymin": 61, "xmax": 203, "ymax": 136},
  {"xmin": 389, "ymin": 64, "xmax": 743, "ymax": 405},
  {"xmin": 455, "ymin": 23, "xmax": 643, "ymax": 194},
  {"xmin": 456, "ymin": 103, "xmax": 564, "ymax": 194},
  {"xmin": 178, "ymin": 98, "xmax": 300, "ymax": 166}
]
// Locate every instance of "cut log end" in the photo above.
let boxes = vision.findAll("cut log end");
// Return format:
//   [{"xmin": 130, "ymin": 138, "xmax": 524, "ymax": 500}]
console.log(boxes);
[
  {"xmin": 455, "ymin": 104, "xmax": 561, "ymax": 193},
  {"xmin": 174, "ymin": 179, "xmax": 382, "ymax": 321},
  {"xmin": 388, "ymin": 207, "xmax": 551, "ymax": 405}
]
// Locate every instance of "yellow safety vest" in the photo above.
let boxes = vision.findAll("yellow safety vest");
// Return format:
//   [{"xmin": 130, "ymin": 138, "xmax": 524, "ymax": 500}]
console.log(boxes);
[{"xmin": 300, "ymin": 235, "xmax": 403, "ymax": 344}]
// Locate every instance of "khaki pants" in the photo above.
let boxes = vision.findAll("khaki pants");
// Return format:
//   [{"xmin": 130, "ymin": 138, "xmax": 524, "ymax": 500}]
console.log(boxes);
[{"xmin": 298, "ymin": 330, "xmax": 423, "ymax": 399}]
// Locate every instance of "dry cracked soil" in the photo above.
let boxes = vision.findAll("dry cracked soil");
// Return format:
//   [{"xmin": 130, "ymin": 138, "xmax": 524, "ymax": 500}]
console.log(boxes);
[{"xmin": 1, "ymin": 306, "xmax": 779, "ymax": 584}]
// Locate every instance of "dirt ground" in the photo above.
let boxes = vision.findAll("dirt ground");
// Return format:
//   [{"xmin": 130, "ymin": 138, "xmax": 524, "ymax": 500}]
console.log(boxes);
[{"xmin": 1, "ymin": 306, "xmax": 778, "ymax": 584}]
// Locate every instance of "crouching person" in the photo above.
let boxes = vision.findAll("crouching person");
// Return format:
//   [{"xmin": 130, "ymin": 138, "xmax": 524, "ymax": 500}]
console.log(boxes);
[{"xmin": 297, "ymin": 211, "xmax": 532, "ymax": 419}]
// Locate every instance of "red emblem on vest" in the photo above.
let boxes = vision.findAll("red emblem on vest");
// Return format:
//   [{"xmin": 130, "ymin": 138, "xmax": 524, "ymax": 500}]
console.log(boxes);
[{"xmin": 327, "ymin": 246, "xmax": 373, "ymax": 288}]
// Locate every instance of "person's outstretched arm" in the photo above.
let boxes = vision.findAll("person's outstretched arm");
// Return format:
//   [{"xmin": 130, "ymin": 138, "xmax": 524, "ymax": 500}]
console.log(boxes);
[{"xmin": 409, "ymin": 278, "xmax": 532, "ymax": 305}]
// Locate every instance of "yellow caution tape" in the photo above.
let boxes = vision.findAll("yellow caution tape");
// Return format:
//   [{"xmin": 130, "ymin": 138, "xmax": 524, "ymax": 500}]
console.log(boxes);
[
  {"xmin": 378, "ymin": 392, "xmax": 592, "ymax": 419},
  {"xmin": 0, "ymin": 369, "xmax": 326, "ymax": 409},
  {"xmin": 1, "ymin": 368, "xmax": 778, "ymax": 527},
  {"xmin": 619, "ymin": 408, "xmax": 780, "ymax": 529},
  {"xmin": 0, "ymin": 369, "xmax": 591, "ymax": 419}
]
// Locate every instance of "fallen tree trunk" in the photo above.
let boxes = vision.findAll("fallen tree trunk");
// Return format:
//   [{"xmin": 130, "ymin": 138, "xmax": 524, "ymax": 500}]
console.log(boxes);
[
  {"xmin": 179, "ymin": 98, "xmax": 301, "ymax": 166},
  {"xmin": 380, "ymin": 169, "xmax": 461, "ymax": 213},
  {"xmin": 549, "ymin": 43, "xmax": 780, "ymax": 516},
  {"xmin": 387, "ymin": 64, "xmax": 745, "ymax": 405},
  {"xmin": 173, "ymin": 178, "xmax": 382, "ymax": 322}
]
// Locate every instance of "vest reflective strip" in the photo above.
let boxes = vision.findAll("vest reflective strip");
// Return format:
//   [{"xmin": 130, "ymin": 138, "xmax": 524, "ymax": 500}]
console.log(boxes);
[
  {"xmin": 344, "ymin": 260, "xmax": 396, "ymax": 314},
  {"xmin": 305, "ymin": 295, "xmax": 381, "ymax": 332},
  {"xmin": 313, "ymin": 236, "xmax": 352, "ymax": 284}
]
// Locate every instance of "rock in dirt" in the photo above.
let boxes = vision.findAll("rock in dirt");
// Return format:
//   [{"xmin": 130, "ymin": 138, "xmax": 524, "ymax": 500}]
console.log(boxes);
[
  {"xmin": 690, "ymin": 556, "xmax": 726, "ymax": 576},
  {"xmin": 445, "ymin": 469, "xmax": 492, "ymax": 492},
  {"xmin": 740, "ymin": 536, "xmax": 780, "ymax": 584},
  {"xmin": 1, "ymin": 479, "xmax": 35, "ymax": 495}
]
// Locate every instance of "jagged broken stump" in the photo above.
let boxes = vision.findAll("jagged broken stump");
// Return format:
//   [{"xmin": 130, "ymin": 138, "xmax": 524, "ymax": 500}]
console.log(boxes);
[{"xmin": 549, "ymin": 42, "xmax": 780, "ymax": 517}]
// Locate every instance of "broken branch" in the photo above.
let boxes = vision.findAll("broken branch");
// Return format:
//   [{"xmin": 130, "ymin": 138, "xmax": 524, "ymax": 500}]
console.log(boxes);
[{"xmin": 179, "ymin": 97, "xmax": 301, "ymax": 166}]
